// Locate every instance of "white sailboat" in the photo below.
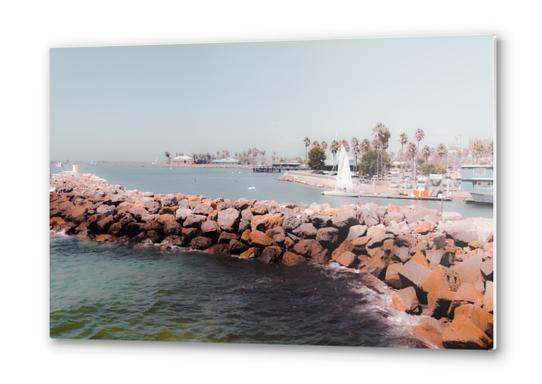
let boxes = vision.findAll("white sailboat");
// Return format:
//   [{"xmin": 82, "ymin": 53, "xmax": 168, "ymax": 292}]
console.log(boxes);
[{"xmin": 321, "ymin": 144, "xmax": 358, "ymax": 196}]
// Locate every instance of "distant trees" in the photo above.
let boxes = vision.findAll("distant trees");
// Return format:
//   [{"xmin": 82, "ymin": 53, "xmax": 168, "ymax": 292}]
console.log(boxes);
[
  {"xmin": 422, "ymin": 145, "xmax": 431, "ymax": 163},
  {"xmin": 421, "ymin": 163, "xmax": 446, "ymax": 176},
  {"xmin": 471, "ymin": 139, "xmax": 485, "ymax": 164},
  {"xmin": 308, "ymin": 146, "xmax": 327, "ymax": 170},
  {"xmin": 437, "ymin": 143, "xmax": 447, "ymax": 163},
  {"xmin": 359, "ymin": 149, "xmax": 391, "ymax": 177},
  {"xmin": 303, "ymin": 137, "xmax": 311, "ymax": 160},
  {"xmin": 330, "ymin": 140, "xmax": 340, "ymax": 170}
]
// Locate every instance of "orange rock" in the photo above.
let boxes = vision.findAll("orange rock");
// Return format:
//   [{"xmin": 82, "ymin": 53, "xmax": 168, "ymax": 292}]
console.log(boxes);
[
  {"xmin": 320, "ymin": 209, "xmax": 339, "ymax": 217},
  {"xmin": 410, "ymin": 222, "xmax": 435, "ymax": 234},
  {"xmin": 339, "ymin": 205, "xmax": 356, "ymax": 212},
  {"xmin": 188, "ymin": 195, "xmax": 205, "ymax": 202},
  {"xmin": 155, "ymin": 214, "xmax": 176, "ymax": 224},
  {"xmin": 96, "ymin": 234, "xmax": 114, "ymax": 242},
  {"xmin": 203, "ymin": 199, "xmax": 217, "ymax": 210},
  {"xmin": 208, "ymin": 209, "xmax": 219, "ymax": 221},
  {"xmin": 468, "ymin": 241, "xmax": 478, "ymax": 249},
  {"xmin": 251, "ymin": 213, "xmax": 283, "ymax": 232},
  {"xmin": 422, "ymin": 266, "xmax": 458, "ymax": 293},
  {"xmin": 385, "ymin": 263, "xmax": 405, "ymax": 289},
  {"xmin": 411, "ymin": 251, "xmax": 429, "ymax": 268},
  {"xmin": 248, "ymin": 230, "xmax": 275, "ymax": 247},
  {"xmin": 283, "ymin": 252, "xmax": 306, "ymax": 266},
  {"xmin": 132, "ymin": 201, "xmax": 145, "ymax": 209},
  {"xmin": 448, "ymin": 283, "xmax": 484, "ymax": 317},
  {"xmin": 240, "ymin": 247, "xmax": 260, "ymax": 259},
  {"xmin": 442, "ymin": 314, "xmax": 492, "ymax": 349},
  {"xmin": 455, "ymin": 304, "xmax": 493, "ymax": 337},
  {"xmin": 50, "ymin": 217, "xmax": 65, "ymax": 228}
]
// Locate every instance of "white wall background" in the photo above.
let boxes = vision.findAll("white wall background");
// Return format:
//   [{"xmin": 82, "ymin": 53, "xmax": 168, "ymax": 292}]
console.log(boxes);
[{"xmin": 0, "ymin": 1, "xmax": 537, "ymax": 382}]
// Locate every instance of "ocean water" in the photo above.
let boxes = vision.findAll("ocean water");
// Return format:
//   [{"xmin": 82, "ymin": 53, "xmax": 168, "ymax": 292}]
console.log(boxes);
[
  {"xmin": 49, "ymin": 164, "xmax": 492, "ymax": 346},
  {"xmin": 49, "ymin": 164, "xmax": 493, "ymax": 218},
  {"xmin": 50, "ymin": 235, "xmax": 427, "ymax": 347}
]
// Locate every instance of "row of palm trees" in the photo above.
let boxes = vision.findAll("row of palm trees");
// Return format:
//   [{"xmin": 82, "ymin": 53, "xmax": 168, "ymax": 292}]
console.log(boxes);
[{"xmin": 304, "ymin": 126, "xmax": 495, "ymax": 179}]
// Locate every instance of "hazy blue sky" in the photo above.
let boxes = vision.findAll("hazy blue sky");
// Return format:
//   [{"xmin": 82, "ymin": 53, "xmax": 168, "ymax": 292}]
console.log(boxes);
[{"xmin": 50, "ymin": 35, "xmax": 494, "ymax": 161}]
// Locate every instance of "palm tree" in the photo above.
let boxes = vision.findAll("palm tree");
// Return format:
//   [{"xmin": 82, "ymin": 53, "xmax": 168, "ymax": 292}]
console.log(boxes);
[
  {"xmin": 312, "ymin": 140, "xmax": 320, "ymax": 148},
  {"xmin": 399, "ymin": 132, "xmax": 408, "ymax": 179},
  {"xmin": 303, "ymin": 137, "xmax": 311, "ymax": 160},
  {"xmin": 165, "ymin": 151, "xmax": 170, "ymax": 162},
  {"xmin": 372, "ymin": 123, "xmax": 391, "ymax": 180},
  {"xmin": 414, "ymin": 128, "xmax": 425, "ymax": 177},
  {"xmin": 471, "ymin": 139, "xmax": 485, "ymax": 164},
  {"xmin": 407, "ymin": 142, "xmax": 417, "ymax": 173},
  {"xmin": 330, "ymin": 140, "xmax": 340, "ymax": 171},
  {"xmin": 341, "ymin": 139, "xmax": 350, "ymax": 153},
  {"xmin": 462, "ymin": 148, "xmax": 470, "ymax": 163},
  {"xmin": 321, "ymin": 141, "xmax": 328, "ymax": 151},
  {"xmin": 437, "ymin": 143, "xmax": 447, "ymax": 163},
  {"xmin": 350, "ymin": 137, "xmax": 359, "ymax": 172},
  {"xmin": 422, "ymin": 145, "xmax": 431, "ymax": 163}
]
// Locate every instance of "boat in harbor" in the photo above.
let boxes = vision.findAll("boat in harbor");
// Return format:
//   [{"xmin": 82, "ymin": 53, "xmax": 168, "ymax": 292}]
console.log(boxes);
[
  {"xmin": 470, "ymin": 192, "xmax": 493, "ymax": 204},
  {"xmin": 321, "ymin": 144, "xmax": 358, "ymax": 197}
]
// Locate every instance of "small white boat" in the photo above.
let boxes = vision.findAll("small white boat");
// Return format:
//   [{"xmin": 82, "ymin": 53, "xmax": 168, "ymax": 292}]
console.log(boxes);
[
  {"xmin": 56, "ymin": 162, "xmax": 62, "ymax": 167},
  {"xmin": 321, "ymin": 144, "xmax": 358, "ymax": 197},
  {"xmin": 248, "ymin": 186, "xmax": 255, "ymax": 190},
  {"xmin": 321, "ymin": 190, "xmax": 359, "ymax": 197},
  {"xmin": 470, "ymin": 192, "xmax": 493, "ymax": 204}
]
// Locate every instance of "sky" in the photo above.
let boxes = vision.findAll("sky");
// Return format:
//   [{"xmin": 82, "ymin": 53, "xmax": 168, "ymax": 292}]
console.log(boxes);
[{"xmin": 50, "ymin": 35, "xmax": 495, "ymax": 161}]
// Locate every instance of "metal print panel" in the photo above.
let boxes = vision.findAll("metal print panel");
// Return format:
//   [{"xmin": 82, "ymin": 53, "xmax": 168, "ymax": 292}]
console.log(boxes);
[{"xmin": 50, "ymin": 35, "xmax": 496, "ymax": 349}]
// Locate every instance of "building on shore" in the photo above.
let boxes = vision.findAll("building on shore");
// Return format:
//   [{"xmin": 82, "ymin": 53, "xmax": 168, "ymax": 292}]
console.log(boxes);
[
  {"xmin": 172, "ymin": 155, "xmax": 194, "ymax": 164},
  {"xmin": 460, "ymin": 164, "xmax": 494, "ymax": 193}
]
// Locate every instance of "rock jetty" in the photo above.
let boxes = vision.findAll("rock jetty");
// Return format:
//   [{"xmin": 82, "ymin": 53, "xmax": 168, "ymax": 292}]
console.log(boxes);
[{"xmin": 49, "ymin": 171, "xmax": 495, "ymax": 349}]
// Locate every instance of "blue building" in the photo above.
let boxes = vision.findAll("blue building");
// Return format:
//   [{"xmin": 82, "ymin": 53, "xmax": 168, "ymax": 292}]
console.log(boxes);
[{"xmin": 460, "ymin": 165, "xmax": 494, "ymax": 193}]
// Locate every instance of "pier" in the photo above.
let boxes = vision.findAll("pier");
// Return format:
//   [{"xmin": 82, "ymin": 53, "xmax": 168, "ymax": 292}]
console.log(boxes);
[{"xmin": 253, "ymin": 166, "xmax": 282, "ymax": 173}]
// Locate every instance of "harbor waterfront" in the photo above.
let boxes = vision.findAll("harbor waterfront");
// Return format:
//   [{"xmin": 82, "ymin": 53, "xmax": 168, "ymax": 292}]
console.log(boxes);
[
  {"xmin": 49, "ymin": 168, "xmax": 494, "ymax": 349},
  {"xmin": 50, "ymin": 165, "xmax": 493, "ymax": 219}
]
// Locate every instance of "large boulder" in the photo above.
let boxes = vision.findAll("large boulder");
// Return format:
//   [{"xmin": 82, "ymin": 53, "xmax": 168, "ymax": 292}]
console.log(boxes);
[
  {"xmin": 336, "ymin": 251, "xmax": 357, "ymax": 268},
  {"xmin": 233, "ymin": 198, "xmax": 256, "ymax": 211},
  {"xmin": 311, "ymin": 215, "xmax": 332, "ymax": 228},
  {"xmin": 453, "ymin": 253, "xmax": 484, "ymax": 286},
  {"xmin": 346, "ymin": 225, "xmax": 367, "ymax": 241},
  {"xmin": 128, "ymin": 207, "xmax": 148, "ymax": 221},
  {"xmin": 248, "ymin": 230, "xmax": 275, "ymax": 247},
  {"xmin": 282, "ymin": 214, "xmax": 306, "ymax": 233},
  {"xmin": 442, "ymin": 313, "xmax": 492, "ymax": 349},
  {"xmin": 251, "ymin": 213, "xmax": 283, "ymax": 232},
  {"xmin": 283, "ymin": 252, "xmax": 306, "ymax": 266},
  {"xmin": 398, "ymin": 259, "xmax": 433, "ymax": 298},
  {"xmin": 193, "ymin": 203, "xmax": 214, "ymax": 216},
  {"xmin": 293, "ymin": 239, "xmax": 330, "ymax": 264},
  {"xmin": 184, "ymin": 214, "xmax": 207, "ymax": 228},
  {"xmin": 331, "ymin": 210, "xmax": 359, "ymax": 229},
  {"xmin": 316, "ymin": 227, "xmax": 340, "ymax": 247},
  {"xmin": 96, "ymin": 205, "xmax": 116, "ymax": 217},
  {"xmin": 162, "ymin": 220, "xmax": 182, "ymax": 236},
  {"xmin": 190, "ymin": 236, "xmax": 214, "ymax": 250},
  {"xmin": 362, "ymin": 207, "xmax": 379, "ymax": 227},
  {"xmin": 292, "ymin": 223, "xmax": 318, "ymax": 239},
  {"xmin": 217, "ymin": 208, "xmax": 240, "ymax": 232},
  {"xmin": 160, "ymin": 194, "xmax": 177, "ymax": 207}
]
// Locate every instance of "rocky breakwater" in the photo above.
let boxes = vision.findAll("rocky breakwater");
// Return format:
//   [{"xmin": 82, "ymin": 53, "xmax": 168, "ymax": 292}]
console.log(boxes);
[{"xmin": 49, "ymin": 171, "xmax": 495, "ymax": 350}]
